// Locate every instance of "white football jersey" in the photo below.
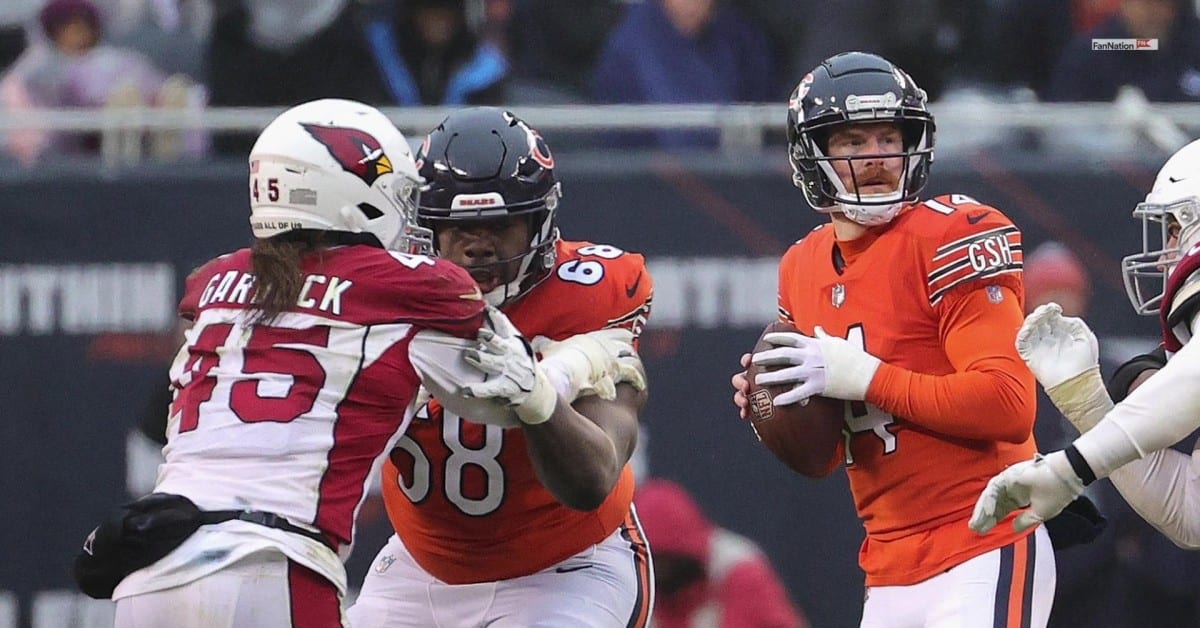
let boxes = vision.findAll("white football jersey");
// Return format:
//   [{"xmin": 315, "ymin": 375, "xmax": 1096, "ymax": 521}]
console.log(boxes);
[{"xmin": 117, "ymin": 244, "xmax": 491, "ymax": 598}]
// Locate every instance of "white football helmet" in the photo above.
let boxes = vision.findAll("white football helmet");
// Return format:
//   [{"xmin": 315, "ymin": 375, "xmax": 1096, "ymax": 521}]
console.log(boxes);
[
  {"xmin": 1122, "ymin": 138, "xmax": 1200, "ymax": 315},
  {"xmin": 248, "ymin": 98, "xmax": 431, "ymax": 253}
]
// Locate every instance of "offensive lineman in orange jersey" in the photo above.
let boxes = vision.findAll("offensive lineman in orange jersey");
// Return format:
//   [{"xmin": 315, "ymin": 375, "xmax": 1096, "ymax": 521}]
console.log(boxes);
[
  {"xmin": 347, "ymin": 108, "xmax": 655, "ymax": 627},
  {"xmin": 731, "ymin": 52, "xmax": 1053, "ymax": 627}
]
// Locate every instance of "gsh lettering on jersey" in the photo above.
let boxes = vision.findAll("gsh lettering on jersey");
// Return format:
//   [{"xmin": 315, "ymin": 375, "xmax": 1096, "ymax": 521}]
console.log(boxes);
[{"xmin": 966, "ymin": 233, "xmax": 1016, "ymax": 272}]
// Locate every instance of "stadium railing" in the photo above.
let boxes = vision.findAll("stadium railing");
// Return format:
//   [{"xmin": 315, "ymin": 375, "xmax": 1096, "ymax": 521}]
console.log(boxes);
[{"xmin": 2, "ymin": 92, "xmax": 1197, "ymax": 167}]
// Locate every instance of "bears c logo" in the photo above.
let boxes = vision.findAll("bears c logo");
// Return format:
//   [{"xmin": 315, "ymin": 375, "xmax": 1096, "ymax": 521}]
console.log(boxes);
[
  {"xmin": 302, "ymin": 123, "xmax": 393, "ymax": 186},
  {"xmin": 527, "ymin": 129, "xmax": 554, "ymax": 169}
]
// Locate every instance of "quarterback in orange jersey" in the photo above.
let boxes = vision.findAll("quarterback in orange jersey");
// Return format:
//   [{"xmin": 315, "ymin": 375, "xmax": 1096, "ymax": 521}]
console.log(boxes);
[
  {"xmin": 346, "ymin": 108, "xmax": 655, "ymax": 628},
  {"xmin": 732, "ymin": 52, "xmax": 1054, "ymax": 628}
]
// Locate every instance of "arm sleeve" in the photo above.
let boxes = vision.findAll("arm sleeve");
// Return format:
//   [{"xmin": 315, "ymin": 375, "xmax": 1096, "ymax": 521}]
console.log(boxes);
[
  {"xmin": 1106, "ymin": 440, "xmax": 1200, "ymax": 549},
  {"xmin": 1049, "ymin": 341, "xmax": 1200, "ymax": 548},
  {"xmin": 408, "ymin": 329, "xmax": 521, "ymax": 427},
  {"xmin": 1073, "ymin": 309, "xmax": 1200, "ymax": 482},
  {"xmin": 865, "ymin": 285, "xmax": 1036, "ymax": 442}
]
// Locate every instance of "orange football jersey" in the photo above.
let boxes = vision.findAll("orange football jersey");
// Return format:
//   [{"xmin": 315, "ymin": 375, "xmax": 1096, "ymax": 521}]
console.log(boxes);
[
  {"xmin": 777, "ymin": 195, "xmax": 1038, "ymax": 586},
  {"xmin": 381, "ymin": 239, "xmax": 653, "ymax": 584}
]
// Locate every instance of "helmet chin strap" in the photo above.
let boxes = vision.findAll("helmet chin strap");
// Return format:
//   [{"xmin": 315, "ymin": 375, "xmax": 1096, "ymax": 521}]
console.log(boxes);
[
  {"xmin": 480, "ymin": 247, "xmax": 540, "ymax": 307},
  {"xmin": 815, "ymin": 157, "xmax": 908, "ymax": 226},
  {"xmin": 482, "ymin": 285, "xmax": 510, "ymax": 307},
  {"xmin": 1180, "ymin": 221, "xmax": 1200, "ymax": 257},
  {"xmin": 837, "ymin": 199, "xmax": 904, "ymax": 226}
]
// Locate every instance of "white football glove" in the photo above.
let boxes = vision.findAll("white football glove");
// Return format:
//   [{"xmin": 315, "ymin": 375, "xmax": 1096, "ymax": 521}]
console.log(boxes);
[
  {"xmin": 460, "ymin": 307, "xmax": 556, "ymax": 425},
  {"xmin": 752, "ymin": 326, "xmax": 881, "ymax": 405},
  {"xmin": 1017, "ymin": 302, "xmax": 1099, "ymax": 388},
  {"xmin": 1016, "ymin": 303, "xmax": 1113, "ymax": 431},
  {"xmin": 532, "ymin": 329, "xmax": 647, "ymax": 403},
  {"xmin": 968, "ymin": 450, "xmax": 1085, "ymax": 534}
]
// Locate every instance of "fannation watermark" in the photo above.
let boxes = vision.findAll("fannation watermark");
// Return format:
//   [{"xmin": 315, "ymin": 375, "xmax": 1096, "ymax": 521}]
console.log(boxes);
[{"xmin": 1092, "ymin": 38, "xmax": 1159, "ymax": 51}]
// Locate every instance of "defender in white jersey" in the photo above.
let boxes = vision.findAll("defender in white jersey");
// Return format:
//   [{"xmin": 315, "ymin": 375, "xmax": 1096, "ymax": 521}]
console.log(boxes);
[
  {"xmin": 971, "ymin": 139, "xmax": 1200, "ymax": 548},
  {"xmin": 94, "ymin": 99, "xmax": 635, "ymax": 628}
]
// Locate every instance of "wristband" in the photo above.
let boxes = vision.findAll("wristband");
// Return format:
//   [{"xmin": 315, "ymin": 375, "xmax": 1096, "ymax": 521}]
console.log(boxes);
[{"xmin": 1064, "ymin": 445, "xmax": 1097, "ymax": 486}]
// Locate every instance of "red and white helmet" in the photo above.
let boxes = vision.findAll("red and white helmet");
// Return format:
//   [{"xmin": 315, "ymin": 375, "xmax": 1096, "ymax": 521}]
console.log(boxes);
[
  {"xmin": 1122, "ymin": 138, "xmax": 1200, "ymax": 315},
  {"xmin": 248, "ymin": 99, "xmax": 431, "ymax": 253}
]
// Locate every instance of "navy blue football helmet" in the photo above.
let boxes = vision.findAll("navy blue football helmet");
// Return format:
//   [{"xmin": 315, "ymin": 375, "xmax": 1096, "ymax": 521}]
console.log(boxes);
[
  {"xmin": 415, "ymin": 107, "xmax": 561, "ymax": 305},
  {"xmin": 787, "ymin": 52, "xmax": 935, "ymax": 225}
]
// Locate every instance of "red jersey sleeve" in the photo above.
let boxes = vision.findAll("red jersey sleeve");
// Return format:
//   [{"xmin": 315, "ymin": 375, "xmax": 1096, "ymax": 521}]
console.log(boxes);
[
  {"xmin": 360, "ymin": 252, "xmax": 487, "ymax": 338},
  {"xmin": 178, "ymin": 251, "xmax": 247, "ymax": 321}
]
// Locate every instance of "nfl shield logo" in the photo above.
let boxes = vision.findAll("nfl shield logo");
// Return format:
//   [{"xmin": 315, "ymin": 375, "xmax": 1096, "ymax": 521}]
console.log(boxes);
[
  {"xmin": 986, "ymin": 285, "xmax": 1004, "ymax": 304},
  {"xmin": 750, "ymin": 389, "xmax": 774, "ymax": 422},
  {"xmin": 832, "ymin": 284, "xmax": 846, "ymax": 308},
  {"xmin": 375, "ymin": 554, "xmax": 397, "ymax": 574}
]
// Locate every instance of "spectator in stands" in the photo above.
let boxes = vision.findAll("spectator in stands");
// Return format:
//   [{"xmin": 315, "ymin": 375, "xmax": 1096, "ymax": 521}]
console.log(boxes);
[
  {"xmin": 635, "ymin": 478, "xmax": 807, "ymax": 628},
  {"xmin": 0, "ymin": 0, "xmax": 41, "ymax": 71},
  {"xmin": 591, "ymin": 0, "xmax": 776, "ymax": 148},
  {"xmin": 96, "ymin": 0, "xmax": 211, "ymax": 80},
  {"xmin": 204, "ymin": 0, "xmax": 392, "ymax": 154},
  {"xmin": 1025, "ymin": 241, "xmax": 1093, "ymax": 316},
  {"xmin": 361, "ymin": 0, "xmax": 507, "ymax": 106},
  {"xmin": 688, "ymin": 0, "xmax": 989, "ymax": 106},
  {"xmin": 873, "ymin": 0, "xmax": 992, "ymax": 99},
  {"xmin": 1046, "ymin": 0, "xmax": 1200, "ymax": 101},
  {"xmin": 986, "ymin": 0, "xmax": 1120, "ymax": 98},
  {"xmin": 728, "ymin": 0, "xmax": 807, "ymax": 91},
  {"xmin": 506, "ymin": 0, "xmax": 624, "ymax": 102},
  {"xmin": 0, "ymin": 0, "xmax": 197, "ymax": 164}
]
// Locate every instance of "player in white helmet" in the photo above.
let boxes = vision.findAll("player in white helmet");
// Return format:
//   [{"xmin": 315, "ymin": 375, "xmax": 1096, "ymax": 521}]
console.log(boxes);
[
  {"xmin": 971, "ymin": 139, "xmax": 1200, "ymax": 550},
  {"xmin": 71, "ymin": 98, "xmax": 638, "ymax": 628}
]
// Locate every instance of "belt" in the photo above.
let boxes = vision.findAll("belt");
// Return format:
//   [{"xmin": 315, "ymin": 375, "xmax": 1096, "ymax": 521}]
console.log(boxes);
[{"xmin": 199, "ymin": 509, "xmax": 337, "ymax": 551}]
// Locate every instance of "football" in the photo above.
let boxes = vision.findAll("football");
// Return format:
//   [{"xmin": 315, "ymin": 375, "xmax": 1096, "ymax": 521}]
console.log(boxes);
[{"xmin": 745, "ymin": 320, "xmax": 846, "ymax": 478}]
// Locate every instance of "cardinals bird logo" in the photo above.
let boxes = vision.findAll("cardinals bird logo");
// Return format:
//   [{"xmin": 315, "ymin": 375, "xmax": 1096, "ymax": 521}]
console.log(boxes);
[{"xmin": 302, "ymin": 123, "xmax": 393, "ymax": 186}]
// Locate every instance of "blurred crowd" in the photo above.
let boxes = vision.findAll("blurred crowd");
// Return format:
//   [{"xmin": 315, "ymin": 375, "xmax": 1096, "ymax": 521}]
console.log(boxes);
[{"xmin": 1, "ymin": 0, "xmax": 1198, "ymax": 162}]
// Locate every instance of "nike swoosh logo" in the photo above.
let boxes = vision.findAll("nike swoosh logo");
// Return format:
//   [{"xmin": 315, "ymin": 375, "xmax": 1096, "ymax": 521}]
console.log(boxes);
[
  {"xmin": 555, "ymin": 564, "xmax": 593, "ymax": 573},
  {"xmin": 966, "ymin": 211, "xmax": 990, "ymax": 224},
  {"xmin": 625, "ymin": 272, "xmax": 643, "ymax": 299},
  {"xmin": 1170, "ymin": 176, "xmax": 1187, "ymax": 183}
]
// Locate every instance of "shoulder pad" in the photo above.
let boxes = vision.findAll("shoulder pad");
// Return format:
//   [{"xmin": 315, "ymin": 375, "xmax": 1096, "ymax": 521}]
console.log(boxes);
[
  {"xmin": 1164, "ymin": 245, "xmax": 1200, "ymax": 347},
  {"xmin": 179, "ymin": 249, "xmax": 251, "ymax": 319},
  {"xmin": 382, "ymin": 253, "xmax": 486, "ymax": 327},
  {"xmin": 533, "ymin": 241, "xmax": 653, "ymax": 337}
]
